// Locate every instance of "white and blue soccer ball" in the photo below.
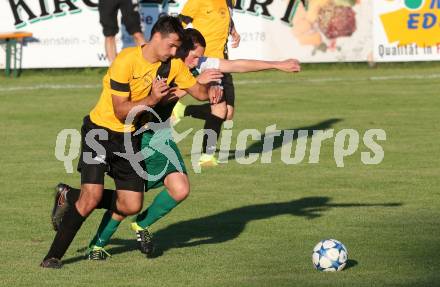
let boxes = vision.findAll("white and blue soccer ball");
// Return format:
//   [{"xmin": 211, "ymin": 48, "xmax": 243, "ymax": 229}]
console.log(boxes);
[{"xmin": 312, "ymin": 239, "xmax": 348, "ymax": 272}]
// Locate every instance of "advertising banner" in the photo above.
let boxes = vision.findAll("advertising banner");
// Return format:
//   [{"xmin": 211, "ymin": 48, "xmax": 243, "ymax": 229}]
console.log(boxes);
[
  {"xmin": 229, "ymin": 0, "xmax": 373, "ymax": 62},
  {"xmin": 373, "ymin": 0, "xmax": 440, "ymax": 62},
  {"xmin": 0, "ymin": 0, "xmax": 374, "ymax": 68}
]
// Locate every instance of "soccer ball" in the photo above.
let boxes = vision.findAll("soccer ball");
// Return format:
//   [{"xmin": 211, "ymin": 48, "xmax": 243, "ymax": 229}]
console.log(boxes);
[{"xmin": 312, "ymin": 239, "xmax": 348, "ymax": 272}]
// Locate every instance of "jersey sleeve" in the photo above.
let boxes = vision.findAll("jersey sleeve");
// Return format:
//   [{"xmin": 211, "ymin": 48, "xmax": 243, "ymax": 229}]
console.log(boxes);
[
  {"xmin": 108, "ymin": 55, "xmax": 132, "ymax": 97},
  {"xmin": 180, "ymin": 0, "xmax": 199, "ymax": 21},
  {"xmin": 198, "ymin": 57, "xmax": 220, "ymax": 72},
  {"xmin": 171, "ymin": 59, "xmax": 197, "ymax": 90}
]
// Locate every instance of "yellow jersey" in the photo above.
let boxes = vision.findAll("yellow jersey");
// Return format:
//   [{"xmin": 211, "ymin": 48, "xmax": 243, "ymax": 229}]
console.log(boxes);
[
  {"xmin": 90, "ymin": 46, "xmax": 196, "ymax": 132},
  {"xmin": 181, "ymin": 0, "xmax": 232, "ymax": 58}
]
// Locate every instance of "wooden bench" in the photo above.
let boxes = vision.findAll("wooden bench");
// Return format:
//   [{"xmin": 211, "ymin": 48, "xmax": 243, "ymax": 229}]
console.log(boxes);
[{"xmin": 0, "ymin": 32, "xmax": 33, "ymax": 77}]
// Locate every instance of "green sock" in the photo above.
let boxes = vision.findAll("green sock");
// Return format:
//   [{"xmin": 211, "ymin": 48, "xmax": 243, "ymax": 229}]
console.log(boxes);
[
  {"xmin": 89, "ymin": 211, "xmax": 121, "ymax": 248},
  {"xmin": 135, "ymin": 189, "xmax": 179, "ymax": 229}
]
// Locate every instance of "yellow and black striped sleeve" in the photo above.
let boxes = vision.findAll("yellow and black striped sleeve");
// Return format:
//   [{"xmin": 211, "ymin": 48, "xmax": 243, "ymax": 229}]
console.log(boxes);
[{"xmin": 108, "ymin": 56, "xmax": 132, "ymax": 97}]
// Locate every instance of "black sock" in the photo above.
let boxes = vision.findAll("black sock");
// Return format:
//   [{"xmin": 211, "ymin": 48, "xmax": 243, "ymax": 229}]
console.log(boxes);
[
  {"xmin": 44, "ymin": 204, "xmax": 85, "ymax": 260},
  {"xmin": 66, "ymin": 187, "xmax": 116, "ymax": 208},
  {"xmin": 202, "ymin": 114, "xmax": 224, "ymax": 154},
  {"xmin": 184, "ymin": 103, "xmax": 211, "ymax": 120},
  {"xmin": 66, "ymin": 187, "xmax": 80, "ymax": 205}
]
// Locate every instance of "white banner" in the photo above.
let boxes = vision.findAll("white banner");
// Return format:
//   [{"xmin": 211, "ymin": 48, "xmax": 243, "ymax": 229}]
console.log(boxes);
[
  {"xmin": 0, "ymin": 0, "xmax": 108, "ymax": 68},
  {"xmin": 229, "ymin": 0, "xmax": 373, "ymax": 62},
  {"xmin": 1, "ymin": 0, "xmax": 375, "ymax": 68},
  {"xmin": 373, "ymin": 0, "xmax": 440, "ymax": 62}
]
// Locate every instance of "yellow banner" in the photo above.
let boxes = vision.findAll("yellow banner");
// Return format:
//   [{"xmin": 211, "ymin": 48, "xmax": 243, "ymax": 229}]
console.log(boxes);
[{"xmin": 380, "ymin": 0, "xmax": 440, "ymax": 46}]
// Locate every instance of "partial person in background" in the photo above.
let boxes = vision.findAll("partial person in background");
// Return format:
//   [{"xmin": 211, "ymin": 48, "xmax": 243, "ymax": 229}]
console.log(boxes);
[
  {"xmin": 99, "ymin": 0, "xmax": 147, "ymax": 63},
  {"xmin": 176, "ymin": 0, "xmax": 240, "ymax": 167}
]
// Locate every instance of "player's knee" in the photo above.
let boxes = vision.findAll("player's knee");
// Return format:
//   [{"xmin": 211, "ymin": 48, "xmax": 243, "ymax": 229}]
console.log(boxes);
[
  {"xmin": 164, "ymin": 173, "xmax": 190, "ymax": 202},
  {"xmin": 226, "ymin": 107, "xmax": 234, "ymax": 121},
  {"xmin": 76, "ymin": 197, "xmax": 99, "ymax": 216},
  {"xmin": 118, "ymin": 202, "xmax": 142, "ymax": 216},
  {"xmin": 76, "ymin": 186, "xmax": 102, "ymax": 215},
  {"xmin": 116, "ymin": 196, "xmax": 142, "ymax": 215},
  {"xmin": 171, "ymin": 184, "xmax": 190, "ymax": 202},
  {"xmin": 211, "ymin": 103, "xmax": 227, "ymax": 119},
  {"xmin": 167, "ymin": 179, "xmax": 190, "ymax": 202}
]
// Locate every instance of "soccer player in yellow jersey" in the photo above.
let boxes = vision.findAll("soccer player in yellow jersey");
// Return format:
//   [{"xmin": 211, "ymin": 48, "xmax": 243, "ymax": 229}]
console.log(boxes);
[
  {"xmin": 50, "ymin": 28, "xmax": 299, "ymax": 260},
  {"xmin": 40, "ymin": 16, "xmax": 219, "ymax": 269},
  {"xmin": 178, "ymin": 0, "xmax": 241, "ymax": 166}
]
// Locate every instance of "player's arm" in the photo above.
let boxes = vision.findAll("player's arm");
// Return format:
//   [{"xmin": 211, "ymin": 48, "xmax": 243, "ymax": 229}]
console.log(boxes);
[
  {"xmin": 171, "ymin": 70, "xmax": 223, "ymax": 100},
  {"xmin": 184, "ymin": 82, "xmax": 208, "ymax": 101},
  {"xmin": 112, "ymin": 78, "xmax": 169, "ymax": 121},
  {"xmin": 173, "ymin": 58, "xmax": 221, "ymax": 103},
  {"xmin": 184, "ymin": 82, "xmax": 222, "ymax": 104},
  {"xmin": 218, "ymin": 58, "xmax": 301, "ymax": 73},
  {"xmin": 230, "ymin": 20, "xmax": 240, "ymax": 48}
]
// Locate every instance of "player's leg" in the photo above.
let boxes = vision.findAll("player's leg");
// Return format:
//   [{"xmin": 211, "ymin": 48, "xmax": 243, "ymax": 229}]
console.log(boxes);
[
  {"xmin": 131, "ymin": 131, "xmax": 188, "ymax": 257},
  {"xmin": 87, "ymin": 211, "xmax": 125, "ymax": 260},
  {"xmin": 51, "ymin": 183, "xmax": 127, "ymax": 231},
  {"xmin": 114, "ymin": 189, "xmax": 143, "ymax": 215},
  {"xmin": 83, "ymin": 175, "xmax": 144, "ymax": 261},
  {"xmin": 199, "ymin": 72, "xmax": 234, "ymax": 166},
  {"xmin": 99, "ymin": 0, "xmax": 119, "ymax": 62},
  {"xmin": 134, "ymin": 172, "xmax": 189, "ymax": 229},
  {"xmin": 41, "ymin": 184, "xmax": 104, "ymax": 268},
  {"xmin": 85, "ymin": 126, "xmax": 145, "ymax": 259},
  {"xmin": 120, "ymin": 0, "xmax": 145, "ymax": 46},
  {"xmin": 223, "ymin": 73, "xmax": 236, "ymax": 120},
  {"xmin": 132, "ymin": 32, "xmax": 146, "ymax": 46},
  {"xmin": 132, "ymin": 172, "xmax": 189, "ymax": 257},
  {"xmin": 41, "ymin": 116, "xmax": 109, "ymax": 268},
  {"xmin": 182, "ymin": 103, "xmax": 211, "ymax": 120},
  {"xmin": 226, "ymin": 104, "xmax": 235, "ymax": 121},
  {"xmin": 51, "ymin": 184, "xmax": 141, "ymax": 261},
  {"xmin": 199, "ymin": 101, "xmax": 227, "ymax": 166}
]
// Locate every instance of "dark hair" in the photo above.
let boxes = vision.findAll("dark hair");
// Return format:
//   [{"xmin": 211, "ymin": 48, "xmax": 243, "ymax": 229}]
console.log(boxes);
[
  {"xmin": 176, "ymin": 28, "xmax": 207, "ymax": 59},
  {"xmin": 150, "ymin": 15, "xmax": 185, "ymax": 41},
  {"xmin": 184, "ymin": 28, "xmax": 206, "ymax": 48}
]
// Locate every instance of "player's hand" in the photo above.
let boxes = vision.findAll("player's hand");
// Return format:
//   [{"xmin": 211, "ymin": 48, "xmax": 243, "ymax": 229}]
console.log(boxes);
[
  {"xmin": 208, "ymin": 85, "xmax": 223, "ymax": 104},
  {"xmin": 150, "ymin": 78, "xmax": 170, "ymax": 104},
  {"xmin": 197, "ymin": 69, "xmax": 223, "ymax": 85},
  {"xmin": 230, "ymin": 28, "xmax": 241, "ymax": 48},
  {"xmin": 277, "ymin": 59, "xmax": 301, "ymax": 73}
]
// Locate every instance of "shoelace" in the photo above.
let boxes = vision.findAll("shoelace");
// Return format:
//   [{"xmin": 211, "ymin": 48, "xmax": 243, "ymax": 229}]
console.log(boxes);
[
  {"xmin": 139, "ymin": 229, "xmax": 153, "ymax": 242},
  {"xmin": 89, "ymin": 247, "xmax": 112, "ymax": 258}
]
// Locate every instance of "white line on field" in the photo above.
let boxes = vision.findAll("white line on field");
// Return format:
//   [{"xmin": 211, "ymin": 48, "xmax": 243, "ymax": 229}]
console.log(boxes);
[
  {"xmin": 0, "ymin": 84, "xmax": 101, "ymax": 92},
  {"xmin": 1, "ymin": 73, "xmax": 440, "ymax": 92}
]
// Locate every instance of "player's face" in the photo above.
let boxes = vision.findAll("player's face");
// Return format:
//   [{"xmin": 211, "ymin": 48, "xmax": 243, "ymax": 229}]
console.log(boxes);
[
  {"xmin": 184, "ymin": 44, "xmax": 205, "ymax": 69},
  {"xmin": 157, "ymin": 33, "xmax": 182, "ymax": 61}
]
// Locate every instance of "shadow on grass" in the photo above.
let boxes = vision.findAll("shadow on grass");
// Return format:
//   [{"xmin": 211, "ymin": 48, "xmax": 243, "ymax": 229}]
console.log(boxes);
[
  {"xmin": 345, "ymin": 259, "xmax": 358, "ymax": 270},
  {"xmin": 227, "ymin": 118, "xmax": 342, "ymax": 160},
  {"xmin": 62, "ymin": 196, "xmax": 401, "ymax": 265}
]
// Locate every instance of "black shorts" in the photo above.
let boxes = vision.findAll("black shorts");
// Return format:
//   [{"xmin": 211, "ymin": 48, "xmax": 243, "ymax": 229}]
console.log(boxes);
[
  {"xmin": 77, "ymin": 116, "xmax": 144, "ymax": 192},
  {"xmin": 99, "ymin": 0, "xmax": 142, "ymax": 36},
  {"xmin": 222, "ymin": 72, "xmax": 235, "ymax": 107}
]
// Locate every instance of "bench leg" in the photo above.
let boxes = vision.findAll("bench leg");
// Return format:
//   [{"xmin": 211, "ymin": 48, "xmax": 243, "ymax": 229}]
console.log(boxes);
[
  {"xmin": 12, "ymin": 39, "xmax": 18, "ymax": 78},
  {"xmin": 5, "ymin": 39, "xmax": 11, "ymax": 77}
]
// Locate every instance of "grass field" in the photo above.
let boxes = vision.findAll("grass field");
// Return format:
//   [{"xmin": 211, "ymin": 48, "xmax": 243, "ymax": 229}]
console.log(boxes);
[{"xmin": 0, "ymin": 63, "xmax": 439, "ymax": 286}]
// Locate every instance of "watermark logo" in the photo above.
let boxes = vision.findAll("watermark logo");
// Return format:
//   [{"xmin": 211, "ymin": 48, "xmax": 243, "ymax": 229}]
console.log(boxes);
[{"xmin": 55, "ymin": 108, "xmax": 386, "ymax": 178}]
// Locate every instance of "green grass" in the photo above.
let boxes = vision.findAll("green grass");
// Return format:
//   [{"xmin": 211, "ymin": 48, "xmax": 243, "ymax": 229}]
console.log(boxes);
[{"xmin": 0, "ymin": 64, "xmax": 439, "ymax": 286}]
